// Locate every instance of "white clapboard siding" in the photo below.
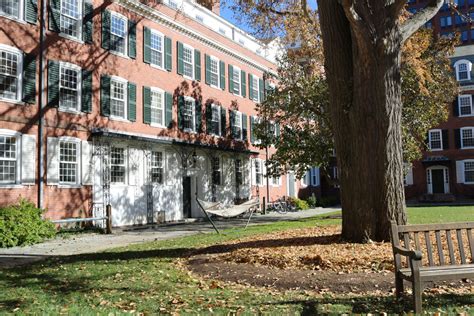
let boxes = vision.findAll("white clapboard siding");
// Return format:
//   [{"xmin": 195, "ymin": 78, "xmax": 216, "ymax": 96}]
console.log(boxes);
[
  {"xmin": 166, "ymin": 151, "xmax": 179, "ymax": 186},
  {"xmin": 21, "ymin": 134, "xmax": 36, "ymax": 184},
  {"xmin": 81, "ymin": 141, "xmax": 92, "ymax": 185},
  {"xmin": 47, "ymin": 137, "xmax": 59, "ymax": 184},
  {"xmin": 456, "ymin": 161, "xmax": 465, "ymax": 184}
]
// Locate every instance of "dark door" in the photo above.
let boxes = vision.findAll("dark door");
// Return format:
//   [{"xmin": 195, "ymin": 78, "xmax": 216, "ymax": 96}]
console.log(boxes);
[
  {"xmin": 431, "ymin": 169, "xmax": 445, "ymax": 194},
  {"xmin": 183, "ymin": 177, "xmax": 192, "ymax": 218}
]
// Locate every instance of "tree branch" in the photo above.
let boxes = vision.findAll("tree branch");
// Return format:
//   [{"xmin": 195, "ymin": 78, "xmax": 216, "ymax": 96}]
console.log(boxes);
[{"xmin": 400, "ymin": 0, "xmax": 444, "ymax": 42}]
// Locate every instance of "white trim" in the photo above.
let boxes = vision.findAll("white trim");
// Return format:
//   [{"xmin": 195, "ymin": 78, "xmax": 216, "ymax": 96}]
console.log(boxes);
[
  {"xmin": 109, "ymin": 11, "xmax": 129, "ymax": 57},
  {"xmin": 250, "ymin": 74, "xmax": 260, "ymax": 103},
  {"xmin": 182, "ymin": 43, "xmax": 195, "ymax": 80},
  {"xmin": 460, "ymin": 126, "xmax": 474, "ymax": 149},
  {"xmin": 0, "ymin": 44, "xmax": 23, "ymax": 103},
  {"xmin": 149, "ymin": 86, "xmax": 166, "ymax": 128},
  {"xmin": 109, "ymin": 76, "xmax": 128, "ymax": 121},
  {"xmin": 208, "ymin": 55, "xmax": 220, "ymax": 89},
  {"xmin": 210, "ymin": 103, "xmax": 221, "ymax": 137},
  {"xmin": 110, "ymin": 144, "xmax": 128, "ymax": 185},
  {"xmin": 0, "ymin": 129, "xmax": 21, "ymax": 185},
  {"xmin": 149, "ymin": 28, "xmax": 165, "ymax": 70},
  {"xmin": 462, "ymin": 159, "xmax": 474, "ymax": 184},
  {"xmin": 231, "ymin": 65, "xmax": 242, "ymax": 97},
  {"xmin": 426, "ymin": 165, "xmax": 449, "ymax": 194},
  {"xmin": 58, "ymin": 61, "xmax": 82, "ymax": 113},
  {"xmin": 454, "ymin": 59, "xmax": 472, "ymax": 81},
  {"xmin": 57, "ymin": 136, "xmax": 82, "ymax": 186},
  {"xmin": 233, "ymin": 110, "xmax": 243, "ymax": 140},
  {"xmin": 59, "ymin": 0, "xmax": 83, "ymax": 41},
  {"xmin": 428, "ymin": 129, "xmax": 443, "ymax": 151},
  {"xmin": 183, "ymin": 95, "xmax": 196, "ymax": 133},
  {"xmin": 0, "ymin": 0, "xmax": 23, "ymax": 21}
]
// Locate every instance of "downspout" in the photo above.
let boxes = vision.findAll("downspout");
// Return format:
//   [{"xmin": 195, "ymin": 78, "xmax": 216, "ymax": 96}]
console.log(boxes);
[
  {"xmin": 37, "ymin": 0, "xmax": 46, "ymax": 209},
  {"xmin": 263, "ymin": 72, "xmax": 269, "ymax": 209}
]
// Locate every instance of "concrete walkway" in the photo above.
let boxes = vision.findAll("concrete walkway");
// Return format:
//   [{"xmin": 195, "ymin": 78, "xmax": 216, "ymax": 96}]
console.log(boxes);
[{"xmin": 0, "ymin": 207, "xmax": 340, "ymax": 269}]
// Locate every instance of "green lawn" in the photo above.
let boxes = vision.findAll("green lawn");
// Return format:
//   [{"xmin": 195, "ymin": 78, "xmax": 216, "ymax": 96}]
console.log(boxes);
[
  {"xmin": 408, "ymin": 205, "xmax": 474, "ymax": 224},
  {"xmin": 0, "ymin": 207, "xmax": 473, "ymax": 315}
]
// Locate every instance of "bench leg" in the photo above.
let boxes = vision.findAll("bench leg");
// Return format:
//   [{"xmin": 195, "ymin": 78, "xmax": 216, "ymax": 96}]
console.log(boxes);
[
  {"xmin": 395, "ymin": 274, "xmax": 404, "ymax": 299},
  {"xmin": 412, "ymin": 281, "xmax": 422, "ymax": 314}
]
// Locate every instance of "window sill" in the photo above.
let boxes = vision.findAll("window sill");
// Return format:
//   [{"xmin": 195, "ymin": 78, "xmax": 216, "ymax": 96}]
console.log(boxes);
[
  {"xmin": 429, "ymin": 148, "xmax": 443, "ymax": 152},
  {"xmin": 58, "ymin": 184, "xmax": 82, "ymax": 189},
  {"xmin": 109, "ymin": 50, "xmax": 131, "ymax": 60},
  {"xmin": 58, "ymin": 33, "xmax": 84, "ymax": 44},
  {"xmin": 459, "ymin": 114, "xmax": 474, "ymax": 117},
  {"xmin": 151, "ymin": 123, "xmax": 166, "ymax": 129},
  {"xmin": 461, "ymin": 146, "xmax": 474, "ymax": 150},
  {"xmin": 58, "ymin": 108, "xmax": 84, "ymax": 115},
  {"xmin": 0, "ymin": 14, "xmax": 26, "ymax": 24},
  {"xmin": 183, "ymin": 128, "xmax": 197, "ymax": 134},
  {"xmin": 183, "ymin": 75, "xmax": 195, "ymax": 81},
  {"xmin": 109, "ymin": 116, "xmax": 130, "ymax": 123},
  {"xmin": 0, "ymin": 184, "xmax": 24, "ymax": 189},
  {"xmin": 150, "ymin": 63, "xmax": 166, "ymax": 72},
  {"xmin": 0, "ymin": 97, "xmax": 26, "ymax": 106}
]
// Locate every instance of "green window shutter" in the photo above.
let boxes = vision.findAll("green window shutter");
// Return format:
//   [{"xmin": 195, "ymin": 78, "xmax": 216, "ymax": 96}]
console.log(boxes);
[
  {"xmin": 205, "ymin": 54, "xmax": 211, "ymax": 85},
  {"xmin": 220, "ymin": 106, "xmax": 226, "ymax": 137},
  {"xmin": 48, "ymin": 0, "xmax": 60, "ymax": 32},
  {"xmin": 143, "ymin": 27, "xmax": 151, "ymax": 64},
  {"xmin": 219, "ymin": 60, "xmax": 225, "ymax": 90},
  {"xmin": 259, "ymin": 78, "xmax": 264, "ymax": 102},
  {"xmin": 82, "ymin": 1, "xmax": 93, "ymax": 43},
  {"xmin": 128, "ymin": 20, "xmax": 137, "ymax": 59},
  {"xmin": 194, "ymin": 49, "xmax": 201, "ymax": 81},
  {"xmin": 248, "ymin": 73, "xmax": 254, "ymax": 100},
  {"xmin": 101, "ymin": 10, "xmax": 111, "ymax": 50},
  {"xmin": 100, "ymin": 75, "xmax": 111, "ymax": 117},
  {"xmin": 241, "ymin": 70, "xmax": 246, "ymax": 98},
  {"xmin": 229, "ymin": 110, "xmax": 236, "ymax": 139},
  {"xmin": 143, "ymin": 86, "xmax": 151, "ymax": 124},
  {"xmin": 205, "ymin": 102, "xmax": 212, "ymax": 134},
  {"xmin": 47, "ymin": 60, "xmax": 59, "ymax": 107},
  {"xmin": 165, "ymin": 92, "xmax": 173, "ymax": 128},
  {"xmin": 177, "ymin": 41, "xmax": 184, "ymax": 75},
  {"xmin": 22, "ymin": 54, "xmax": 36, "ymax": 104},
  {"xmin": 177, "ymin": 95, "xmax": 184, "ymax": 130},
  {"xmin": 25, "ymin": 0, "xmax": 38, "ymax": 24},
  {"xmin": 164, "ymin": 36, "xmax": 172, "ymax": 71},
  {"xmin": 81, "ymin": 69, "xmax": 92, "ymax": 113},
  {"xmin": 250, "ymin": 116, "xmax": 255, "ymax": 144},
  {"xmin": 228, "ymin": 64, "xmax": 233, "ymax": 93},
  {"xmin": 242, "ymin": 114, "xmax": 248, "ymax": 141},
  {"xmin": 128, "ymin": 82, "xmax": 136, "ymax": 121},
  {"xmin": 195, "ymin": 99, "xmax": 202, "ymax": 132}
]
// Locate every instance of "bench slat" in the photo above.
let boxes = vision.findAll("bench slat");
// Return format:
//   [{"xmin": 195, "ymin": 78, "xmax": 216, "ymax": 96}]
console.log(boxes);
[
  {"xmin": 424, "ymin": 231, "xmax": 435, "ymax": 266},
  {"xmin": 457, "ymin": 229, "xmax": 467, "ymax": 265},
  {"xmin": 398, "ymin": 222, "xmax": 474, "ymax": 233},
  {"xmin": 403, "ymin": 232, "xmax": 411, "ymax": 268},
  {"xmin": 468, "ymin": 228, "xmax": 474, "ymax": 263},
  {"xmin": 414, "ymin": 232, "xmax": 421, "ymax": 251},
  {"xmin": 446, "ymin": 230, "xmax": 456, "ymax": 265},
  {"xmin": 435, "ymin": 230, "xmax": 445, "ymax": 265}
]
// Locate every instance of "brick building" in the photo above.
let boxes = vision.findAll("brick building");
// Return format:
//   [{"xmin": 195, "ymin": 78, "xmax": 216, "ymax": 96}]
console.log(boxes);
[{"xmin": 0, "ymin": 0, "xmax": 309, "ymax": 226}]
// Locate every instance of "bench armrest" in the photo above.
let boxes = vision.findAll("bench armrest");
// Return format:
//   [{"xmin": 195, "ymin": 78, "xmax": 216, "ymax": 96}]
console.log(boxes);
[{"xmin": 393, "ymin": 245, "xmax": 422, "ymax": 261}]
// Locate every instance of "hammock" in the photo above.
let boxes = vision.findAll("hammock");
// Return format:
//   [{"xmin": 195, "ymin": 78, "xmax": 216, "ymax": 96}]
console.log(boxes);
[{"xmin": 196, "ymin": 198, "xmax": 260, "ymax": 234}]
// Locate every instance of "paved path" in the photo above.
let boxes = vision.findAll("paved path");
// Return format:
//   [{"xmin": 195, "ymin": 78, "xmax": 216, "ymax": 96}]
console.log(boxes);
[{"xmin": 0, "ymin": 207, "xmax": 340, "ymax": 269}]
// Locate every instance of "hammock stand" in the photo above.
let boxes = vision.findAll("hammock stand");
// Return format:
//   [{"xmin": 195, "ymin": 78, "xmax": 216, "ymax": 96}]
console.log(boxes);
[{"xmin": 196, "ymin": 197, "xmax": 260, "ymax": 234}]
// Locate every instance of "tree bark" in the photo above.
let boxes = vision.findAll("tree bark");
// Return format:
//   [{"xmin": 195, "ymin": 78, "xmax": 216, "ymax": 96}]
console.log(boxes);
[{"xmin": 318, "ymin": 0, "xmax": 410, "ymax": 242}]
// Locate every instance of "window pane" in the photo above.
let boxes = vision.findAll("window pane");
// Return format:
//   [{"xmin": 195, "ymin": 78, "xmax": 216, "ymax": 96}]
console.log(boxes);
[
  {"xmin": 464, "ymin": 162, "xmax": 474, "ymax": 182},
  {"xmin": 235, "ymin": 159, "xmax": 242, "ymax": 185},
  {"xmin": 110, "ymin": 15, "xmax": 126, "ymax": 54},
  {"xmin": 459, "ymin": 96, "xmax": 472, "ymax": 115},
  {"xmin": 151, "ymin": 151, "xmax": 163, "ymax": 184},
  {"xmin": 59, "ymin": 141, "xmax": 78, "ymax": 184},
  {"xmin": 183, "ymin": 46, "xmax": 193, "ymax": 78},
  {"xmin": 211, "ymin": 106, "xmax": 219, "ymax": 135},
  {"xmin": 232, "ymin": 69, "xmax": 240, "ymax": 94},
  {"xmin": 60, "ymin": 0, "xmax": 81, "ymax": 38},
  {"xmin": 212, "ymin": 157, "xmax": 220, "ymax": 185},
  {"xmin": 111, "ymin": 147, "xmax": 125, "ymax": 183},
  {"xmin": 184, "ymin": 98, "xmax": 194, "ymax": 130},
  {"xmin": 59, "ymin": 66, "xmax": 79, "ymax": 111},
  {"xmin": 252, "ymin": 76, "xmax": 259, "ymax": 102},
  {"xmin": 0, "ymin": 136, "xmax": 16, "ymax": 183},
  {"xmin": 0, "ymin": 49, "xmax": 19, "ymax": 100},
  {"xmin": 458, "ymin": 63, "xmax": 469, "ymax": 80},
  {"xmin": 0, "ymin": 0, "xmax": 20, "ymax": 18},
  {"xmin": 111, "ymin": 80, "xmax": 126, "ymax": 118},
  {"xmin": 150, "ymin": 33, "xmax": 163, "ymax": 67},
  {"xmin": 429, "ymin": 130, "xmax": 442, "ymax": 150},
  {"xmin": 150, "ymin": 90, "xmax": 164, "ymax": 125},
  {"xmin": 210, "ymin": 58, "xmax": 219, "ymax": 87},
  {"xmin": 462, "ymin": 129, "xmax": 474, "ymax": 147}
]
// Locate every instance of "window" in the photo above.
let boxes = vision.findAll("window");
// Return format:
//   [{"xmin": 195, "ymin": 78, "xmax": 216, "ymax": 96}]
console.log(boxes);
[
  {"xmin": 168, "ymin": 0, "xmax": 178, "ymax": 9},
  {"xmin": 110, "ymin": 13, "xmax": 127, "ymax": 55},
  {"xmin": 59, "ymin": 63, "xmax": 81, "ymax": 111},
  {"xmin": 232, "ymin": 66, "xmax": 241, "ymax": 95},
  {"xmin": 235, "ymin": 159, "xmax": 243, "ymax": 185},
  {"xmin": 461, "ymin": 128, "xmax": 474, "ymax": 148},
  {"xmin": 0, "ymin": 46, "xmax": 21, "ymax": 101},
  {"xmin": 218, "ymin": 27, "xmax": 226, "ymax": 36},
  {"xmin": 271, "ymin": 175, "xmax": 280, "ymax": 186},
  {"xmin": 150, "ymin": 151, "xmax": 163, "ymax": 184},
  {"xmin": 0, "ymin": 0, "xmax": 21, "ymax": 19},
  {"xmin": 150, "ymin": 88, "xmax": 164, "ymax": 126},
  {"xmin": 254, "ymin": 159, "xmax": 263, "ymax": 186},
  {"xmin": 110, "ymin": 147, "xmax": 125, "ymax": 184},
  {"xmin": 210, "ymin": 104, "xmax": 221, "ymax": 136},
  {"xmin": 150, "ymin": 31, "xmax": 164, "ymax": 68},
  {"xmin": 59, "ymin": 140, "xmax": 78, "ymax": 184},
  {"xmin": 182, "ymin": 45, "xmax": 194, "ymax": 79},
  {"xmin": 310, "ymin": 167, "xmax": 320, "ymax": 186},
  {"xmin": 110, "ymin": 78, "xmax": 127, "ymax": 119},
  {"xmin": 212, "ymin": 157, "xmax": 221, "ymax": 185},
  {"xmin": 183, "ymin": 97, "xmax": 195, "ymax": 131},
  {"xmin": 251, "ymin": 75, "xmax": 259, "ymax": 102},
  {"xmin": 429, "ymin": 129, "xmax": 442, "ymax": 151},
  {"xmin": 195, "ymin": 14, "xmax": 203, "ymax": 23},
  {"xmin": 301, "ymin": 170, "xmax": 310, "ymax": 186},
  {"xmin": 0, "ymin": 135, "xmax": 17, "ymax": 184},
  {"xmin": 459, "ymin": 95, "xmax": 473, "ymax": 116},
  {"xmin": 233, "ymin": 111, "xmax": 242, "ymax": 139},
  {"xmin": 464, "ymin": 161, "xmax": 474, "ymax": 183},
  {"xmin": 60, "ymin": 0, "xmax": 82, "ymax": 39},
  {"xmin": 454, "ymin": 60, "xmax": 471, "ymax": 81},
  {"xmin": 209, "ymin": 56, "xmax": 219, "ymax": 88}
]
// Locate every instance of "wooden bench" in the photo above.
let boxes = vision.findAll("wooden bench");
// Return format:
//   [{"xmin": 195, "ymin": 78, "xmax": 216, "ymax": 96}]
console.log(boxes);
[{"xmin": 390, "ymin": 221, "xmax": 474, "ymax": 313}]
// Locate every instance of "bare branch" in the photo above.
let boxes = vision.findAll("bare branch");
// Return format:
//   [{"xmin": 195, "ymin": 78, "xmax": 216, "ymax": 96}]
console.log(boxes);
[{"xmin": 400, "ymin": 0, "xmax": 444, "ymax": 42}]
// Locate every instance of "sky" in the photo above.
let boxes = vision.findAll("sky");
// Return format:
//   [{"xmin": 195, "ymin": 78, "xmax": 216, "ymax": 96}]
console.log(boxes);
[{"xmin": 219, "ymin": 2, "xmax": 255, "ymax": 34}]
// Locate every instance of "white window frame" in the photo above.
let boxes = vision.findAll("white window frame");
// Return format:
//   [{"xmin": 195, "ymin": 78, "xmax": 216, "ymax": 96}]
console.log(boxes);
[
  {"xmin": 110, "ymin": 145, "xmax": 127, "ymax": 185},
  {"xmin": 109, "ymin": 76, "xmax": 128, "ymax": 121},
  {"xmin": 233, "ymin": 110, "xmax": 243, "ymax": 140},
  {"xmin": 209, "ymin": 55, "xmax": 220, "ymax": 89},
  {"xmin": 0, "ymin": 0, "xmax": 23, "ymax": 21},
  {"xmin": 0, "ymin": 129, "xmax": 21, "ymax": 185},
  {"xmin": 59, "ymin": 0, "xmax": 83, "ymax": 41},
  {"xmin": 58, "ymin": 61, "xmax": 81, "ymax": 113},
  {"xmin": 109, "ymin": 11, "xmax": 128, "ymax": 57},
  {"xmin": 0, "ymin": 44, "xmax": 23, "ymax": 103},
  {"xmin": 428, "ymin": 129, "xmax": 443, "ymax": 151},
  {"xmin": 150, "ymin": 150, "xmax": 164, "ymax": 184},
  {"xmin": 301, "ymin": 170, "xmax": 310, "ymax": 187},
  {"xmin": 426, "ymin": 165, "xmax": 449, "ymax": 194},
  {"xmin": 183, "ymin": 96, "xmax": 196, "ymax": 133},
  {"xmin": 150, "ymin": 87, "xmax": 165, "ymax": 127},
  {"xmin": 182, "ymin": 43, "xmax": 195, "ymax": 80},
  {"xmin": 461, "ymin": 127, "xmax": 474, "ymax": 149},
  {"xmin": 235, "ymin": 158, "xmax": 243, "ymax": 185},
  {"xmin": 310, "ymin": 167, "xmax": 320, "ymax": 187},
  {"xmin": 271, "ymin": 174, "xmax": 281, "ymax": 187},
  {"xmin": 254, "ymin": 158, "xmax": 263, "ymax": 186},
  {"xmin": 149, "ymin": 29, "xmax": 165, "ymax": 70},
  {"xmin": 252, "ymin": 116, "xmax": 262, "ymax": 145},
  {"xmin": 454, "ymin": 59, "xmax": 472, "ymax": 81},
  {"xmin": 458, "ymin": 94, "xmax": 473, "ymax": 117},
  {"xmin": 251, "ymin": 75, "xmax": 260, "ymax": 102},
  {"xmin": 210, "ymin": 103, "xmax": 221, "ymax": 136},
  {"xmin": 232, "ymin": 65, "xmax": 241, "ymax": 96},
  {"xmin": 463, "ymin": 160, "xmax": 474, "ymax": 184},
  {"xmin": 58, "ymin": 136, "xmax": 81, "ymax": 187},
  {"xmin": 211, "ymin": 156, "xmax": 222, "ymax": 186}
]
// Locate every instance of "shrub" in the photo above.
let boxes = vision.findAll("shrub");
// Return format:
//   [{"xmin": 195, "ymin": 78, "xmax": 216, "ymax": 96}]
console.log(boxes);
[
  {"xmin": 290, "ymin": 198, "xmax": 310, "ymax": 211},
  {"xmin": 306, "ymin": 194, "xmax": 318, "ymax": 208},
  {"xmin": 0, "ymin": 199, "xmax": 56, "ymax": 248},
  {"xmin": 318, "ymin": 196, "xmax": 340, "ymax": 208}
]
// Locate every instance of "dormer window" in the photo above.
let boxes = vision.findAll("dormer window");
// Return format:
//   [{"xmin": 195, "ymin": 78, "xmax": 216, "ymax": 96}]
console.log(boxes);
[{"xmin": 454, "ymin": 59, "xmax": 472, "ymax": 81}]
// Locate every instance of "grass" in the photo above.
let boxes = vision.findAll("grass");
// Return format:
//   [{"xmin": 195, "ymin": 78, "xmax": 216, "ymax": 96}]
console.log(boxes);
[
  {"xmin": 408, "ymin": 205, "xmax": 474, "ymax": 224},
  {"xmin": 0, "ymin": 207, "xmax": 473, "ymax": 315}
]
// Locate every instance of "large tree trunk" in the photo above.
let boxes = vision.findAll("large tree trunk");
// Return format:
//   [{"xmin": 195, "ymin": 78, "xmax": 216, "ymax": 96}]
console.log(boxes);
[{"xmin": 318, "ymin": 0, "xmax": 408, "ymax": 242}]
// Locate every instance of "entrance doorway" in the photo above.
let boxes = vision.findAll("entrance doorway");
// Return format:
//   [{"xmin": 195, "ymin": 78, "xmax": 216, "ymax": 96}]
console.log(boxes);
[
  {"xmin": 427, "ymin": 166, "xmax": 449, "ymax": 194},
  {"xmin": 183, "ymin": 176, "xmax": 192, "ymax": 218}
]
